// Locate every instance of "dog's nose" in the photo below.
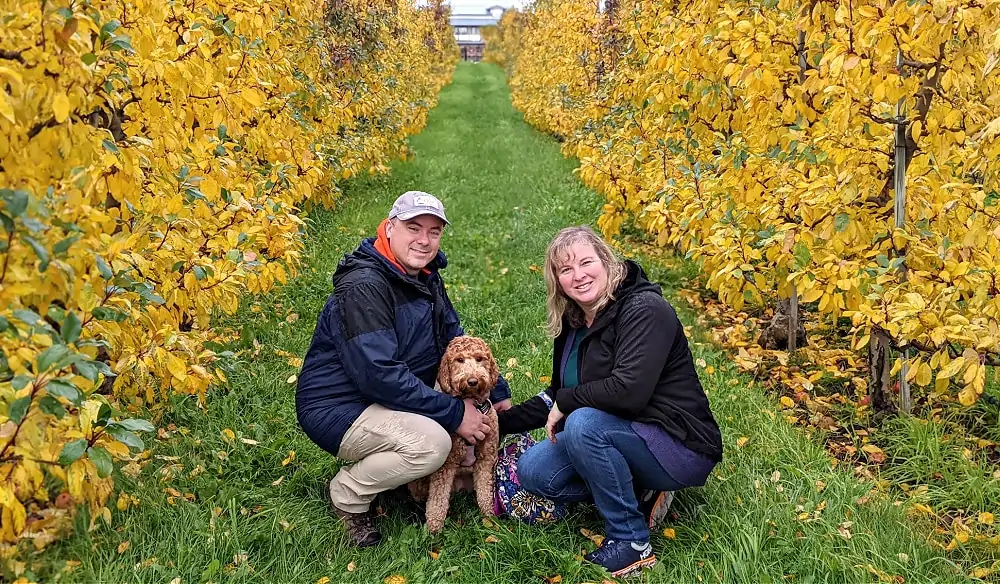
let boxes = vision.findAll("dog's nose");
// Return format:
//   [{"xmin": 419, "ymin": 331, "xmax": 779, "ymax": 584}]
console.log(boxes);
[{"xmin": 467, "ymin": 378, "xmax": 478, "ymax": 387}]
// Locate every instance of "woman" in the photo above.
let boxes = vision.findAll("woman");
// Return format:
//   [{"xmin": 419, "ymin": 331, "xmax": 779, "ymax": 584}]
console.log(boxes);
[{"xmin": 497, "ymin": 226, "xmax": 723, "ymax": 578}]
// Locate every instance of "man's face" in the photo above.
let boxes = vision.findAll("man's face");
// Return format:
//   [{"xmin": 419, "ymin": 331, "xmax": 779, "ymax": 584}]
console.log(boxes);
[{"xmin": 386, "ymin": 216, "xmax": 445, "ymax": 275}]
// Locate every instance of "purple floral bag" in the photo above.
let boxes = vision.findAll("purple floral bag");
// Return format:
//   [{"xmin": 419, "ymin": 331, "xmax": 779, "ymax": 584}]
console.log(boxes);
[{"xmin": 493, "ymin": 432, "xmax": 568, "ymax": 525}]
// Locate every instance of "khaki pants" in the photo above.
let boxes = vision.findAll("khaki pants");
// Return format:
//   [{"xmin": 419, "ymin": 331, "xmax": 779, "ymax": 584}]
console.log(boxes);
[{"xmin": 329, "ymin": 404, "xmax": 452, "ymax": 513}]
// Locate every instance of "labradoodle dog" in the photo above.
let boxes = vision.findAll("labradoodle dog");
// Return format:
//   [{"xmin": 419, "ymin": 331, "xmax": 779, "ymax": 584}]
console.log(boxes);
[{"xmin": 409, "ymin": 336, "xmax": 500, "ymax": 533}]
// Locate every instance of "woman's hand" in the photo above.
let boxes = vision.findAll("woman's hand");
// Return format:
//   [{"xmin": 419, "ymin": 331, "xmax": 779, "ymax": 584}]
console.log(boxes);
[{"xmin": 545, "ymin": 403, "xmax": 565, "ymax": 443}]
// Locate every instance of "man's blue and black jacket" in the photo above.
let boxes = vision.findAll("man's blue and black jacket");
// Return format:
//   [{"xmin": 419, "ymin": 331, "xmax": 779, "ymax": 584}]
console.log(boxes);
[{"xmin": 295, "ymin": 238, "xmax": 512, "ymax": 455}]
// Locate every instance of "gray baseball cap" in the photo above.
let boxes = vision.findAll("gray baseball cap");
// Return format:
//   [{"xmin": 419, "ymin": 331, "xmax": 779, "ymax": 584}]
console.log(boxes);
[{"xmin": 388, "ymin": 191, "xmax": 450, "ymax": 224}]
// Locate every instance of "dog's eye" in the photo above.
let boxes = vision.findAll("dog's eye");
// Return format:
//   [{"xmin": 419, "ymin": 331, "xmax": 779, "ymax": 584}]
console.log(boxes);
[
  {"xmin": 475, "ymin": 356, "xmax": 483, "ymax": 363},
  {"xmin": 455, "ymin": 358, "xmax": 464, "ymax": 364}
]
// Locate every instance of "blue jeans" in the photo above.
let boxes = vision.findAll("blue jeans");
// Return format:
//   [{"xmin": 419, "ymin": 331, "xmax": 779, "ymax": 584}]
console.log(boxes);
[{"xmin": 516, "ymin": 408, "xmax": 685, "ymax": 542}]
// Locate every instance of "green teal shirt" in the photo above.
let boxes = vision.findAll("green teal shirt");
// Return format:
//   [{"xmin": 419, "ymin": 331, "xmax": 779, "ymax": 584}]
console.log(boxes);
[{"xmin": 562, "ymin": 326, "xmax": 587, "ymax": 389}]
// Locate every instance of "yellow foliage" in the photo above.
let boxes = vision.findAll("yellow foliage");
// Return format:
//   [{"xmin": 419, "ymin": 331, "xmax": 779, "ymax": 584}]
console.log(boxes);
[
  {"xmin": 1, "ymin": 0, "xmax": 455, "ymax": 556},
  {"xmin": 495, "ymin": 0, "xmax": 1000, "ymax": 408}
]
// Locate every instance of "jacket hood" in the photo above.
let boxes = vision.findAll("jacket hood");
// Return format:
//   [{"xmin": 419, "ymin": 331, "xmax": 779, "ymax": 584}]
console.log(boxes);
[
  {"xmin": 615, "ymin": 259, "xmax": 661, "ymax": 299},
  {"xmin": 332, "ymin": 237, "xmax": 448, "ymax": 288}
]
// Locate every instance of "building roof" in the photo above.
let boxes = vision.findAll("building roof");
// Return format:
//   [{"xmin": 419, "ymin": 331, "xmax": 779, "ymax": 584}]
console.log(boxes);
[{"xmin": 450, "ymin": 15, "xmax": 498, "ymax": 26}]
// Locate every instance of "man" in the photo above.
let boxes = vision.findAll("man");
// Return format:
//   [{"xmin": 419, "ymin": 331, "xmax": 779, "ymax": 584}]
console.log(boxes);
[{"xmin": 295, "ymin": 191, "xmax": 513, "ymax": 547}]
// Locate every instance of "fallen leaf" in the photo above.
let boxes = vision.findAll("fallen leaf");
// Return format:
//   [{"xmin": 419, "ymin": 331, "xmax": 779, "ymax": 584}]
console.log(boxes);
[
  {"xmin": 169, "ymin": 579, "xmax": 182, "ymax": 584},
  {"xmin": 705, "ymin": 366, "xmax": 715, "ymax": 374},
  {"xmin": 528, "ymin": 264, "xmax": 541, "ymax": 273},
  {"xmin": 221, "ymin": 428, "xmax": 235, "ymax": 442},
  {"xmin": 580, "ymin": 527, "xmax": 604, "ymax": 547},
  {"xmin": 286, "ymin": 374, "xmax": 298, "ymax": 384},
  {"xmin": 780, "ymin": 396, "xmax": 795, "ymax": 408},
  {"xmin": 271, "ymin": 476, "xmax": 285, "ymax": 486},
  {"xmin": 240, "ymin": 438, "xmax": 259, "ymax": 445},
  {"xmin": 485, "ymin": 535, "xmax": 500, "ymax": 543},
  {"xmin": 117, "ymin": 540, "xmax": 130, "ymax": 554},
  {"xmin": 696, "ymin": 358, "xmax": 708, "ymax": 368},
  {"xmin": 279, "ymin": 519, "xmax": 293, "ymax": 531},
  {"xmin": 429, "ymin": 550, "xmax": 440, "ymax": 560},
  {"xmin": 736, "ymin": 437, "xmax": 749, "ymax": 448},
  {"xmin": 544, "ymin": 576, "xmax": 563, "ymax": 584},
  {"xmin": 317, "ymin": 578, "xmax": 331, "ymax": 584},
  {"xmin": 384, "ymin": 576, "xmax": 406, "ymax": 584},
  {"xmin": 282, "ymin": 451, "xmax": 296, "ymax": 466},
  {"xmin": 978, "ymin": 512, "xmax": 994, "ymax": 525},
  {"xmin": 663, "ymin": 527, "xmax": 676, "ymax": 539},
  {"xmin": 347, "ymin": 561, "xmax": 356, "ymax": 572},
  {"xmin": 234, "ymin": 553, "xmax": 248, "ymax": 565},
  {"xmin": 507, "ymin": 358, "xmax": 518, "ymax": 368}
]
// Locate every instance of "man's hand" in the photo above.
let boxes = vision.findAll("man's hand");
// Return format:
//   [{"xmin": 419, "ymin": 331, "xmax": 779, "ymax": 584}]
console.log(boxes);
[
  {"xmin": 545, "ymin": 403, "xmax": 565, "ymax": 443},
  {"xmin": 456, "ymin": 399, "xmax": 491, "ymax": 444},
  {"xmin": 493, "ymin": 399, "xmax": 513, "ymax": 412}
]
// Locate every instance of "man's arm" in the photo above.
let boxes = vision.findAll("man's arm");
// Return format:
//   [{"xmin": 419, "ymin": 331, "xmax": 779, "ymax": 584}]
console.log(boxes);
[{"xmin": 333, "ymin": 279, "xmax": 464, "ymax": 431}]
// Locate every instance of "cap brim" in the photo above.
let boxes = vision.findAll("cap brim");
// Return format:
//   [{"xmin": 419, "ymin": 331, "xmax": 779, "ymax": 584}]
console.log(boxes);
[{"xmin": 394, "ymin": 210, "xmax": 450, "ymax": 224}]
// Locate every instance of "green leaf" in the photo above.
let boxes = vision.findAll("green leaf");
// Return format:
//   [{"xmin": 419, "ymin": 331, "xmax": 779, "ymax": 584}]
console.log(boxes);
[
  {"xmin": 834, "ymin": 213, "xmax": 850, "ymax": 233},
  {"xmin": 61, "ymin": 312, "xmax": 82, "ymax": 344},
  {"xmin": 92, "ymin": 307, "xmax": 128, "ymax": 322},
  {"xmin": 96, "ymin": 402, "xmax": 113, "ymax": 427},
  {"xmin": 20, "ymin": 235, "xmax": 49, "ymax": 271},
  {"xmin": 81, "ymin": 53, "xmax": 97, "ymax": 66},
  {"xmin": 8, "ymin": 396, "xmax": 30, "ymax": 424},
  {"xmin": 73, "ymin": 360, "xmax": 99, "ymax": 382},
  {"xmin": 793, "ymin": 242, "xmax": 812, "ymax": 269},
  {"xmin": 38, "ymin": 395, "xmax": 67, "ymax": 419},
  {"xmin": 38, "ymin": 345, "xmax": 71, "ymax": 372},
  {"xmin": 58, "ymin": 439, "xmax": 88, "ymax": 465},
  {"xmin": 193, "ymin": 266, "xmax": 207, "ymax": 281},
  {"xmin": 102, "ymin": 139, "xmax": 120, "ymax": 154},
  {"xmin": 94, "ymin": 254, "xmax": 113, "ymax": 279},
  {"xmin": 87, "ymin": 447, "xmax": 114, "ymax": 478},
  {"xmin": 218, "ymin": 124, "xmax": 228, "ymax": 140},
  {"xmin": 11, "ymin": 375, "xmax": 31, "ymax": 391},
  {"xmin": 106, "ymin": 426, "xmax": 144, "ymax": 451},
  {"xmin": 114, "ymin": 418, "xmax": 155, "ymax": 433},
  {"xmin": 202, "ymin": 559, "xmax": 221, "ymax": 581},
  {"xmin": 53, "ymin": 234, "xmax": 81, "ymax": 255},
  {"xmin": 3, "ymin": 189, "xmax": 29, "ymax": 217},
  {"xmin": 0, "ymin": 315, "xmax": 8, "ymax": 333},
  {"xmin": 46, "ymin": 379, "xmax": 83, "ymax": 406},
  {"xmin": 12, "ymin": 308, "xmax": 40, "ymax": 325}
]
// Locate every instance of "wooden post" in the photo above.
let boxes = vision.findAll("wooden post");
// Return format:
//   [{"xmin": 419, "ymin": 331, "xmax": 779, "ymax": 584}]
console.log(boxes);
[{"xmin": 894, "ymin": 50, "xmax": 912, "ymax": 414}]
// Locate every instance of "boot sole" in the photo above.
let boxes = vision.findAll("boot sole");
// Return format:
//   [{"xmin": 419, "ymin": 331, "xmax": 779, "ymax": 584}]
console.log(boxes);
[{"xmin": 611, "ymin": 555, "xmax": 658, "ymax": 578}]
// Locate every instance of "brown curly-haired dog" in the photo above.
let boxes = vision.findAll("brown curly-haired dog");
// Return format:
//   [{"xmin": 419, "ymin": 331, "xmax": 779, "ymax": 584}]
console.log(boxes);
[{"xmin": 409, "ymin": 336, "xmax": 500, "ymax": 533}]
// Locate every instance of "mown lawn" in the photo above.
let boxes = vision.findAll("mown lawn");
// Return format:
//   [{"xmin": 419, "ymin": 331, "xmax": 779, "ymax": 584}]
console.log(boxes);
[{"xmin": 32, "ymin": 62, "xmax": 971, "ymax": 584}]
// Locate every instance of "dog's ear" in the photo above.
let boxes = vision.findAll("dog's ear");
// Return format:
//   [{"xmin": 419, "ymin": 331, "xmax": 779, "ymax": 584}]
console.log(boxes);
[
  {"xmin": 437, "ymin": 349, "xmax": 453, "ymax": 394},
  {"xmin": 486, "ymin": 346, "xmax": 500, "ymax": 389}
]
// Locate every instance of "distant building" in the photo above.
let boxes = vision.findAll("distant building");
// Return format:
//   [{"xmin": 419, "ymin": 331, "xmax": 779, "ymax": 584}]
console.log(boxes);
[{"xmin": 450, "ymin": 5, "xmax": 506, "ymax": 62}]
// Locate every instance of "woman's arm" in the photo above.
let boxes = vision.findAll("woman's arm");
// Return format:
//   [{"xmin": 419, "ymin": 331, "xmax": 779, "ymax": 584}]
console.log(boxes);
[{"xmin": 496, "ymin": 387, "xmax": 555, "ymax": 435}]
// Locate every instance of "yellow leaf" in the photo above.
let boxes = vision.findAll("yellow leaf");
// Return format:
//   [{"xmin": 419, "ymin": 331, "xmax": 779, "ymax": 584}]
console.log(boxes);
[
  {"xmin": 485, "ymin": 535, "xmax": 500, "ymax": 543},
  {"xmin": 347, "ymin": 561, "xmax": 356, "ymax": 572},
  {"xmin": 52, "ymin": 91, "xmax": 71, "ymax": 123},
  {"xmin": 662, "ymin": 527, "xmax": 676, "ymax": 539},
  {"xmin": 736, "ymin": 436, "xmax": 749, "ymax": 448},
  {"xmin": 286, "ymin": 374, "xmax": 297, "ymax": 384},
  {"xmin": 978, "ymin": 512, "xmax": 994, "ymax": 525},
  {"xmin": 780, "ymin": 396, "xmax": 795, "ymax": 408},
  {"xmin": 117, "ymin": 540, "xmax": 130, "ymax": 554},
  {"xmin": 317, "ymin": 578, "xmax": 330, "ymax": 584},
  {"xmin": 221, "ymin": 428, "xmax": 235, "ymax": 442},
  {"xmin": 384, "ymin": 575, "xmax": 406, "ymax": 584},
  {"xmin": 282, "ymin": 451, "xmax": 296, "ymax": 466},
  {"xmin": 429, "ymin": 550, "xmax": 440, "ymax": 560}
]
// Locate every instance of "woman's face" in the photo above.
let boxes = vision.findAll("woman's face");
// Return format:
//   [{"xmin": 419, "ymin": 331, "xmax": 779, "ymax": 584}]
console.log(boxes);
[{"xmin": 556, "ymin": 242, "xmax": 608, "ymax": 314}]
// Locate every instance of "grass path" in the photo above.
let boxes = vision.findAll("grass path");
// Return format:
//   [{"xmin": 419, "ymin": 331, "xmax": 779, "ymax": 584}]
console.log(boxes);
[{"xmin": 37, "ymin": 63, "xmax": 970, "ymax": 584}]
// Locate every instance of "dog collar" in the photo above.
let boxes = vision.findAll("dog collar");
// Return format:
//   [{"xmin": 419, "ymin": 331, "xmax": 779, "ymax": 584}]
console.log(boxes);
[{"xmin": 475, "ymin": 399, "xmax": 491, "ymax": 414}]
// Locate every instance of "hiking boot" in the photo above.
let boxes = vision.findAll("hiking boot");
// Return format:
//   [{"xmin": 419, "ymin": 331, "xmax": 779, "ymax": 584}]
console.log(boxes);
[
  {"xmin": 373, "ymin": 485, "xmax": 425, "ymax": 524},
  {"xmin": 584, "ymin": 538, "xmax": 657, "ymax": 577},
  {"xmin": 326, "ymin": 479, "xmax": 382, "ymax": 547},
  {"xmin": 637, "ymin": 489, "xmax": 674, "ymax": 529}
]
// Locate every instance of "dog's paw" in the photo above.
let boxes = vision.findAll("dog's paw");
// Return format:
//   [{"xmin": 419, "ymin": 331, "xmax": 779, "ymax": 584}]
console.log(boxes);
[{"xmin": 426, "ymin": 516, "xmax": 445, "ymax": 534}]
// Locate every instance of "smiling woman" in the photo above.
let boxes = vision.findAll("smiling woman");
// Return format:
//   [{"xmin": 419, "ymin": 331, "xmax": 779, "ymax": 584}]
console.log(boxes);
[{"xmin": 496, "ymin": 225, "xmax": 723, "ymax": 578}]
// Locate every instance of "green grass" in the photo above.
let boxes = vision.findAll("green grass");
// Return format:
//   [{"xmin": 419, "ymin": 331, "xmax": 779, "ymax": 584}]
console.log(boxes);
[{"xmin": 28, "ymin": 63, "xmax": 977, "ymax": 583}]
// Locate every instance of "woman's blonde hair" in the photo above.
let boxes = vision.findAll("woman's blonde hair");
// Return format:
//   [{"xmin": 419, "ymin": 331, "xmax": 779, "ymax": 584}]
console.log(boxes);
[{"xmin": 544, "ymin": 226, "xmax": 626, "ymax": 338}]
